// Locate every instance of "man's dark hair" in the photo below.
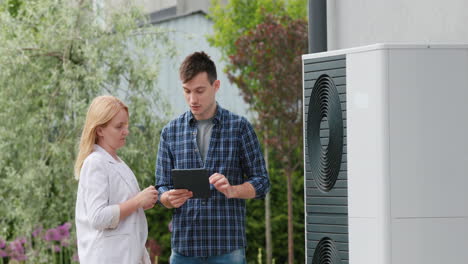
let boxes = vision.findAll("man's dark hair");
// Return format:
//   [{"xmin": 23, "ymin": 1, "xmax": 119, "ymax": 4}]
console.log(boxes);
[{"xmin": 179, "ymin": 51, "xmax": 217, "ymax": 84}]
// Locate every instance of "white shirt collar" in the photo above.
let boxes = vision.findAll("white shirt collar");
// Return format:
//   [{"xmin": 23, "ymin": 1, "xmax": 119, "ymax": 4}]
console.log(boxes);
[{"xmin": 93, "ymin": 144, "xmax": 121, "ymax": 164}]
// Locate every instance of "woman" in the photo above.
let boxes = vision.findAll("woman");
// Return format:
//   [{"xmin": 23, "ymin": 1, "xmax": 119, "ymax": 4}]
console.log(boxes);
[{"xmin": 74, "ymin": 95, "xmax": 158, "ymax": 264}]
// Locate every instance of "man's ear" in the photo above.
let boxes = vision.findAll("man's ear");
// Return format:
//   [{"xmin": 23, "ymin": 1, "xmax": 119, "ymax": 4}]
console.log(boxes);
[{"xmin": 213, "ymin": 80, "xmax": 220, "ymax": 92}]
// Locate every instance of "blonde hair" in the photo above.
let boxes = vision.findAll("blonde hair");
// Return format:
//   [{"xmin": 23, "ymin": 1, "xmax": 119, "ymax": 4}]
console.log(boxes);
[{"xmin": 74, "ymin": 95, "xmax": 128, "ymax": 180}]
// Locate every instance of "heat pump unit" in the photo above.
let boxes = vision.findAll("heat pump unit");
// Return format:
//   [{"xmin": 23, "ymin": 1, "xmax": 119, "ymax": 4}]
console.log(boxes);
[{"xmin": 303, "ymin": 44, "xmax": 468, "ymax": 264}]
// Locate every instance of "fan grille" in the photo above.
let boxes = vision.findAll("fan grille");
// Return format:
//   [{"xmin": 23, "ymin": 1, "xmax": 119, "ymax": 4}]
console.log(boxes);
[
  {"xmin": 307, "ymin": 74, "xmax": 344, "ymax": 192},
  {"xmin": 312, "ymin": 237, "xmax": 342, "ymax": 264}
]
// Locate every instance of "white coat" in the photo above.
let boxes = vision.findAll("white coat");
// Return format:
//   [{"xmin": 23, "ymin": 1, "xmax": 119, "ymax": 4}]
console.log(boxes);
[{"xmin": 75, "ymin": 144, "xmax": 151, "ymax": 264}]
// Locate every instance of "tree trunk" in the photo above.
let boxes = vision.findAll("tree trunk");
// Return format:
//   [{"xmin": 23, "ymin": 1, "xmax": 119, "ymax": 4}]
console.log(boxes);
[
  {"xmin": 264, "ymin": 137, "xmax": 272, "ymax": 264},
  {"xmin": 265, "ymin": 193, "xmax": 272, "ymax": 264},
  {"xmin": 287, "ymin": 170, "xmax": 294, "ymax": 264}
]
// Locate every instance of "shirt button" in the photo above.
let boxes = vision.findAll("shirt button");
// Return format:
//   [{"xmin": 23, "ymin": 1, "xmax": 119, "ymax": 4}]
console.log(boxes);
[
  {"xmin": 202, "ymin": 201, "xmax": 206, "ymax": 205},
  {"xmin": 195, "ymin": 149, "xmax": 198, "ymax": 152},
  {"xmin": 192, "ymin": 132, "xmax": 196, "ymax": 135}
]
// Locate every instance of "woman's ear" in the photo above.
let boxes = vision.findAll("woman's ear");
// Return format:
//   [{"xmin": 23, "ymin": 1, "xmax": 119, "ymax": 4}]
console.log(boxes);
[{"xmin": 96, "ymin": 126, "xmax": 103, "ymax": 137}]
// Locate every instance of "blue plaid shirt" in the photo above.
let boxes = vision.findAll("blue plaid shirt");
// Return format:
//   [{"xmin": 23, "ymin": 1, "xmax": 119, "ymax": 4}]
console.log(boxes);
[{"xmin": 155, "ymin": 104, "xmax": 270, "ymax": 257}]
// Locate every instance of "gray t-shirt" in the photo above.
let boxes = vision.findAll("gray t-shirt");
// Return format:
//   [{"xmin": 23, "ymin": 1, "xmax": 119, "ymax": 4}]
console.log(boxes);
[{"xmin": 196, "ymin": 118, "xmax": 214, "ymax": 162}]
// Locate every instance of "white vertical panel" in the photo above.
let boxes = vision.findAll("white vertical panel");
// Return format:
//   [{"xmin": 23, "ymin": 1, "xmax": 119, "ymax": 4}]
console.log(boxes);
[
  {"xmin": 331, "ymin": 0, "xmax": 468, "ymax": 50},
  {"xmin": 388, "ymin": 48, "xmax": 468, "ymax": 218},
  {"xmin": 347, "ymin": 48, "xmax": 391, "ymax": 264},
  {"xmin": 392, "ymin": 218, "xmax": 468, "ymax": 264}
]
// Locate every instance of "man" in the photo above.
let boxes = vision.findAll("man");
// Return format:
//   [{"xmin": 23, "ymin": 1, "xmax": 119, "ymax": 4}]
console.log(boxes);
[{"xmin": 155, "ymin": 51, "xmax": 270, "ymax": 263}]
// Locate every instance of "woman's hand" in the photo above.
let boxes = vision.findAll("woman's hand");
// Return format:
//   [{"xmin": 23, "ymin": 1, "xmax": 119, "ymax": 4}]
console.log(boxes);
[
  {"xmin": 119, "ymin": 186, "xmax": 158, "ymax": 220},
  {"xmin": 136, "ymin": 186, "xmax": 158, "ymax": 210}
]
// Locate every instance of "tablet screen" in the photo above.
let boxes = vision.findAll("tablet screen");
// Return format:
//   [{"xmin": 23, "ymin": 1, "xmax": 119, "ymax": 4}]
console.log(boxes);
[{"xmin": 171, "ymin": 168, "xmax": 211, "ymax": 199}]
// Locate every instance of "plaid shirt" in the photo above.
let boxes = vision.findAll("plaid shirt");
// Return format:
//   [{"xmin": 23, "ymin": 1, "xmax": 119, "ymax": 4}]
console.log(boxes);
[{"xmin": 155, "ymin": 104, "xmax": 270, "ymax": 257}]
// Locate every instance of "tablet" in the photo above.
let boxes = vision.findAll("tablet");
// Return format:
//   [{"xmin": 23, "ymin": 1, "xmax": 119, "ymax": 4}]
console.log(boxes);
[{"xmin": 171, "ymin": 168, "xmax": 211, "ymax": 198}]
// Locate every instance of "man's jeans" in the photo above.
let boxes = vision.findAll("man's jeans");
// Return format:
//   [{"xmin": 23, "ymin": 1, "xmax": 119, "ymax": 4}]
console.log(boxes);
[{"xmin": 170, "ymin": 248, "xmax": 246, "ymax": 264}]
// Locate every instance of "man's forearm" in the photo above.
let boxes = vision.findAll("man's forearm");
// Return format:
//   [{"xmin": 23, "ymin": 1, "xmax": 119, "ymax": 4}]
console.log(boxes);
[{"xmin": 230, "ymin": 182, "xmax": 256, "ymax": 199}]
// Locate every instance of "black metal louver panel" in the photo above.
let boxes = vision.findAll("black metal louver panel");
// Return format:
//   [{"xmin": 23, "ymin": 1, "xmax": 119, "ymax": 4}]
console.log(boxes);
[{"xmin": 304, "ymin": 55, "xmax": 348, "ymax": 264}]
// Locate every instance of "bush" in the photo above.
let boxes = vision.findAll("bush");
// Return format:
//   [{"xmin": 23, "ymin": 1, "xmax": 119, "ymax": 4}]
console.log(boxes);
[{"xmin": 0, "ymin": 223, "xmax": 77, "ymax": 263}]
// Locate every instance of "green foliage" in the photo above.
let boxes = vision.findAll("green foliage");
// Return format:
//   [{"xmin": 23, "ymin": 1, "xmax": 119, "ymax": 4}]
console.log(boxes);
[
  {"xmin": 208, "ymin": 0, "xmax": 307, "ymax": 60},
  {"xmin": 0, "ymin": 0, "xmax": 173, "ymax": 262},
  {"xmin": 5, "ymin": 0, "xmax": 22, "ymax": 17},
  {"xmin": 246, "ymin": 165, "xmax": 304, "ymax": 264}
]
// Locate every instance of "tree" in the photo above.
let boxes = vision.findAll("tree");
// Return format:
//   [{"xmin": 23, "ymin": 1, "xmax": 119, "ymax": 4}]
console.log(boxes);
[
  {"xmin": 0, "ymin": 0, "xmax": 173, "ymax": 262},
  {"xmin": 228, "ymin": 14, "xmax": 307, "ymax": 264},
  {"xmin": 208, "ymin": 0, "xmax": 307, "ymax": 60}
]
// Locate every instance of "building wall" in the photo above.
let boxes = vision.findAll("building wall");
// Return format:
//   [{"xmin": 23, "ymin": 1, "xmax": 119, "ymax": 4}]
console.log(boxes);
[
  {"xmin": 176, "ymin": 0, "xmax": 210, "ymax": 15},
  {"xmin": 327, "ymin": 0, "xmax": 468, "ymax": 50},
  {"xmin": 105, "ymin": 0, "xmax": 176, "ymax": 14},
  {"xmin": 154, "ymin": 13, "xmax": 252, "ymax": 120}
]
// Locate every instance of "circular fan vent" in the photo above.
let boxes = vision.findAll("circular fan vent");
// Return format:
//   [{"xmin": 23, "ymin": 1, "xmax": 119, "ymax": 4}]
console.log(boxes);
[
  {"xmin": 307, "ymin": 74, "xmax": 344, "ymax": 192},
  {"xmin": 312, "ymin": 237, "xmax": 342, "ymax": 264}
]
